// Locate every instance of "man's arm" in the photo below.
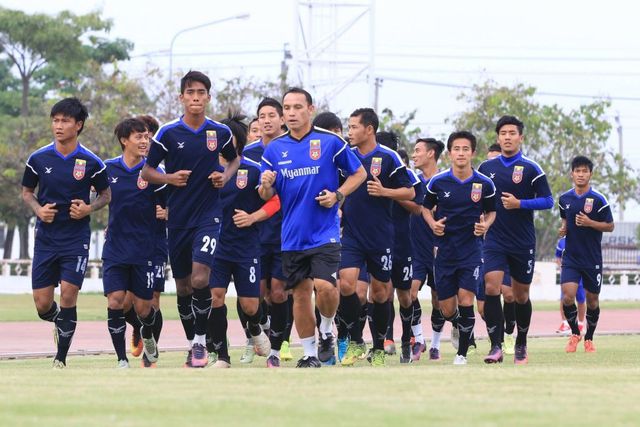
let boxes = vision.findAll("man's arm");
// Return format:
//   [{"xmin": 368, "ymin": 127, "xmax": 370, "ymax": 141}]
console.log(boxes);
[
  {"xmin": 366, "ymin": 175, "xmax": 415, "ymax": 201},
  {"xmin": 396, "ymin": 199, "xmax": 422, "ymax": 215},
  {"xmin": 142, "ymin": 164, "xmax": 191, "ymax": 187},
  {"xmin": 210, "ymin": 156, "xmax": 241, "ymax": 188},
  {"xmin": 316, "ymin": 166, "xmax": 367, "ymax": 208},
  {"xmin": 22, "ymin": 186, "xmax": 57, "ymax": 223},
  {"xmin": 70, "ymin": 187, "xmax": 111, "ymax": 220},
  {"xmin": 575, "ymin": 213, "xmax": 614, "ymax": 232}
]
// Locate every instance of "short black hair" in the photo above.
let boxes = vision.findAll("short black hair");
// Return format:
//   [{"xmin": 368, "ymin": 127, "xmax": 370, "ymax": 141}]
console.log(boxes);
[
  {"xmin": 283, "ymin": 87, "xmax": 313, "ymax": 106},
  {"xmin": 376, "ymin": 131, "xmax": 398, "ymax": 151},
  {"xmin": 249, "ymin": 117, "xmax": 259, "ymax": 126},
  {"xmin": 50, "ymin": 97, "xmax": 89, "ymax": 135},
  {"xmin": 257, "ymin": 97, "xmax": 283, "ymax": 117},
  {"xmin": 571, "ymin": 155, "xmax": 594, "ymax": 172},
  {"xmin": 447, "ymin": 131, "xmax": 477, "ymax": 152},
  {"xmin": 313, "ymin": 111, "xmax": 343, "ymax": 132},
  {"xmin": 350, "ymin": 108, "xmax": 379, "ymax": 133},
  {"xmin": 416, "ymin": 137, "xmax": 445, "ymax": 161},
  {"xmin": 114, "ymin": 118, "xmax": 148, "ymax": 151},
  {"xmin": 136, "ymin": 115, "xmax": 160, "ymax": 135},
  {"xmin": 488, "ymin": 143, "xmax": 501, "ymax": 153},
  {"xmin": 495, "ymin": 115, "xmax": 524, "ymax": 135},
  {"xmin": 397, "ymin": 149, "xmax": 409, "ymax": 166},
  {"xmin": 180, "ymin": 70, "xmax": 211, "ymax": 94},
  {"xmin": 221, "ymin": 112, "xmax": 248, "ymax": 156}
]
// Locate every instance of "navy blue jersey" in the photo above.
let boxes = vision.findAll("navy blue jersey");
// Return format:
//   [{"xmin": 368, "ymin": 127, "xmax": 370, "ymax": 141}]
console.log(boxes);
[
  {"xmin": 411, "ymin": 172, "xmax": 434, "ymax": 268},
  {"xmin": 102, "ymin": 156, "xmax": 165, "ymax": 265},
  {"xmin": 243, "ymin": 139, "xmax": 282, "ymax": 247},
  {"xmin": 22, "ymin": 142, "xmax": 109, "ymax": 252},
  {"xmin": 558, "ymin": 188, "xmax": 613, "ymax": 269},
  {"xmin": 216, "ymin": 158, "xmax": 263, "ymax": 261},
  {"xmin": 423, "ymin": 169, "xmax": 496, "ymax": 265},
  {"xmin": 154, "ymin": 167, "xmax": 169, "ymax": 261},
  {"xmin": 478, "ymin": 152, "xmax": 552, "ymax": 251},
  {"xmin": 391, "ymin": 168, "xmax": 422, "ymax": 253},
  {"xmin": 261, "ymin": 127, "xmax": 362, "ymax": 251},
  {"xmin": 146, "ymin": 117, "xmax": 237, "ymax": 229},
  {"xmin": 342, "ymin": 144, "xmax": 412, "ymax": 251}
]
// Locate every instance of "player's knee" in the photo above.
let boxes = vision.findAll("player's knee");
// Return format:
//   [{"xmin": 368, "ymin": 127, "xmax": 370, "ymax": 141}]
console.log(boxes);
[
  {"xmin": 339, "ymin": 280, "xmax": 357, "ymax": 296},
  {"xmin": 270, "ymin": 285, "xmax": 287, "ymax": 303},
  {"xmin": 190, "ymin": 273, "xmax": 208, "ymax": 290},
  {"xmin": 586, "ymin": 293, "xmax": 599, "ymax": 310},
  {"xmin": 239, "ymin": 298, "xmax": 258, "ymax": 316},
  {"xmin": 211, "ymin": 289, "xmax": 226, "ymax": 308},
  {"xmin": 107, "ymin": 293, "xmax": 125, "ymax": 310},
  {"xmin": 397, "ymin": 290, "xmax": 411, "ymax": 308}
]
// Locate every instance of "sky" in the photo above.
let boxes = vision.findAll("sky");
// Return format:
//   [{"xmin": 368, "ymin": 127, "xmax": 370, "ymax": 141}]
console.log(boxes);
[{"xmin": 3, "ymin": 0, "xmax": 640, "ymax": 219}]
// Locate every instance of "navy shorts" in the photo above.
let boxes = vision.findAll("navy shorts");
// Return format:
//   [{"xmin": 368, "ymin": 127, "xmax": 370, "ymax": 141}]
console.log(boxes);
[
  {"xmin": 340, "ymin": 239, "xmax": 392, "ymax": 283},
  {"xmin": 484, "ymin": 247, "xmax": 535, "ymax": 285},
  {"xmin": 153, "ymin": 257, "xmax": 167, "ymax": 293},
  {"xmin": 357, "ymin": 262, "xmax": 370, "ymax": 283},
  {"xmin": 260, "ymin": 244, "xmax": 286, "ymax": 282},
  {"xmin": 32, "ymin": 250, "xmax": 88, "ymax": 289},
  {"xmin": 210, "ymin": 257, "xmax": 260, "ymax": 298},
  {"xmin": 413, "ymin": 260, "xmax": 435, "ymax": 289},
  {"xmin": 168, "ymin": 220, "xmax": 221, "ymax": 279},
  {"xmin": 434, "ymin": 263, "xmax": 482, "ymax": 301},
  {"xmin": 282, "ymin": 243, "xmax": 341, "ymax": 289},
  {"xmin": 477, "ymin": 278, "xmax": 485, "ymax": 301},
  {"xmin": 103, "ymin": 261, "xmax": 154, "ymax": 300},
  {"xmin": 559, "ymin": 279, "xmax": 586, "ymax": 303},
  {"xmin": 391, "ymin": 251, "xmax": 412, "ymax": 290},
  {"xmin": 561, "ymin": 266, "xmax": 602, "ymax": 295}
]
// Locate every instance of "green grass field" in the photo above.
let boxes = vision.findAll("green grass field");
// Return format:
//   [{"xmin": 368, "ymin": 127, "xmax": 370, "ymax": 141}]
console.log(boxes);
[
  {"xmin": 1, "ymin": 335, "xmax": 639, "ymax": 427},
  {"xmin": 0, "ymin": 293, "xmax": 637, "ymax": 322}
]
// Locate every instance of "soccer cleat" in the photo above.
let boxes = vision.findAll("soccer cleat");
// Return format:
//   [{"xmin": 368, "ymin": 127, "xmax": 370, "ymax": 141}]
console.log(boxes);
[
  {"xmin": 429, "ymin": 347, "xmax": 441, "ymax": 361},
  {"xmin": 207, "ymin": 352, "xmax": 218, "ymax": 367},
  {"xmin": 296, "ymin": 356, "xmax": 321, "ymax": 368},
  {"xmin": 318, "ymin": 333, "xmax": 336, "ymax": 363},
  {"xmin": 359, "ymin": 344, "xmax": 370, "ymax": 360},
  {"xmin": 266, "ymin": 355, "xmax": 281, "ymax": 368},
  {"xmin": 337, "ymin": 337, "xmax": 349, "ymax": 362},
  {"xmin": 341, "ymin": 342, "xmax": 366, "ymax": 366},
  {"xmin": 252, "ymin": 331, "xmax": 271, "ymax": 357},
  {"xmin": 467, "ymin": 343, "xmax": 477, "ymax": 356},
  {"xmin": 190, "ymin": 343, "xmax": 208, "ymax": 368},
  {"xmin": 514, "ymin": 344, "xmax": 528, "ymax": 365},
  {"xmin": 384, "ymin": 339, "xmax": 396, "ymax": 355},
  {"xmin": 411, "ymin": 341, "xmax": 427, "ymax": 362},
  {"xmin": 280, "ymin": 341, "xmax": 293, "ymax": 361},
  {"xmin": 131, "ymin": 330, "xmax": 143, "ymax": 358},
  {"xmin": 117, "ymin": 359, "xmax": 130, "ymax": 369},
  {"xmin": 565, "ymin": 334, "xmax": 581, "ymax": 353},
  {"xmin": 52, "ymin": 359, "xmax": 66, "ymax": 370},
  {"xmin": 211, "ymin": 358, "xmax": 231, "ymax": 369},
  {"xmin": 370, "ymin": 349, "xmax": 386, "ymax": 367},
  {"xmin": 556, "ymin": 321, "xmax": 571, "ymax": 334},
  {"xmin": 584, "ymin": 340, "xmax": 596, "ymax": 353},
  {"xmin": 184, "ymin": 350, "xmax": 193, "ymax": 368},
  {"xmin": 141, "ymin": 353, "xmax": 156, "ymax": 368},
  {"xmin": 503, "ymin": 333, "xmax": 515, "ymax": 355},
  {"xmin": 240, "ymin": 340, "xmax": 255, "ymax": 364},
  {"xmin": 322, "ymin": 355, "xmax": 337, "ymax": 366},
  {"xmin": 142, "ymin": 336, "xmax": 158, "ymax": 363},
  {"xmin": 366, "ymin": 347, "xmax": 374, "ymax": 363},
  {"xmin": 484, "ymin": 345, "xmax": 504, "ymax": 364},
  {"xmin": 451, "ymin": 326, "xmax": 459, "ymax": 350},
  {"xmin": 453, "ymin": 354, "xmax": 467, "ymax": 365},
  {"xmin": 400, "ymin": 342, "xmax": 412, "ymax": 364}
]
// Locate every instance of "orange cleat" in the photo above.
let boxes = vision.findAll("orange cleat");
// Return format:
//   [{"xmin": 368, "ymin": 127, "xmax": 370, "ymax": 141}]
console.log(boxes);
[
  {"xmin": 584, "ymin": 340, "xmax": 596, "ymax": 353},
  {"xmin": 130, "ymin": 332, "xmax": 143, "ymax": 358},
  {"xmin": 565, "ymin": 334, "xmax": 581, "ymax": 353}
]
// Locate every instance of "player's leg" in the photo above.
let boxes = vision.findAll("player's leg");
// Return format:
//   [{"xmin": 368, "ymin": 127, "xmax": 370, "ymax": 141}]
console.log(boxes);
[
  {"xmin": 408, "ymin": 276, "xmax": 426, "ymax": 361},
  {"xmin": 338, "ymin": 268, "xmax": 365, "ymax": 365},
  {"xmin": 438, "ymin": 294, "xmax": 464, "ymax": 365},
  {"xmin": 577, "ymin": 279, "xmax": 587, "ymax": 333},
  {"xmin": 311, "ymin": 244, "xmax": 340, "ymax": 365},
  {"xmin": 123, "ymin": 291, "xmax": 142, "ymax": 358},
  {"xmin": 103, "ymin": 263, "xmax": 128, "ymax": 367},
  {"xmin": 561, "ymin": 280, "xmax": 580, "ymax": 352},
  {"xmin": 583, "ymin": 270, "xmax": 602, "ymax": 352},
  {"xmin": 501, "ymin": 281, "xmax": 516, "ymax": 354},
  {"xmin": 31, "ymin": 251, "xmax": 61, "ymax": 362},
  {"xmin": 33, "ymin": 286, "xmax": 58, "ymax": 324},
  {"xmin": 509, "ymin": 250, "xmax": 535, "ymax": 365},
  {"xmin": 482, "ymin": 256, "xmax": 506, "ymax": 359},
  {"xmin": 393, "ymin": 256, "xmax": 413, "ymax": 363},
  {"xmin": 151, "ymin": 260, "xmax": 166, "ymax": 344},
  {"xmin": 455, "ymin": 264, "xmax": 480, "ymax": 364},
  {"xmin": 385, "ymin": 284, "xmax": 397, "ymax": 356},
  {"xmin": 130, "ymin": 264, "xmax": 157, "ymax": 366},
  {"xmin": 236, "ymin": 260, "xmax": 270, "ymax": 361},
  {"xmin": 267, "ymin": 251, "xmax": 289, "ymax": 364},
  {"xmin": 168, "ymin": 228, "xmax": 195, "ymax": 352},
  {"xmin": 209, "ymin": 287, "xmax": 230, "ymax": 367}
]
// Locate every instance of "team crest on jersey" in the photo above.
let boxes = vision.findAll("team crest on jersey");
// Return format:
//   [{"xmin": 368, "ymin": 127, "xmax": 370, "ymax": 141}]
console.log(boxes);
[
  {"xmin": 206, "ymin": 130, "xmax": 218, "ymax": 151},
  {"xmin": 137, "ymin": 173, "xmax": 148, "ymax": 190},
  {"xmin": 512, "ymin": 165, "xmax": 524, "ymax": 184},
  {"xmin": 73, "ymin": 159, "xmax": 86, "ymax": 180},
  {"xmin": 310, "ymin": 139, "xmax": 321, "ymax": 160},
  {"xmin": 370, "ymin": 157, "xmax": 382, "ymax": 177},
  {"xmin": 584, "ymin": 198, "xmax": 594, "ymax": 214},
  {"xmin": 471, "ymin": 183, "xmax": 482, "ymax": 202},
  {"xmin": 236, "ymin": 169, "xmax": 248, "ymax": 189}
]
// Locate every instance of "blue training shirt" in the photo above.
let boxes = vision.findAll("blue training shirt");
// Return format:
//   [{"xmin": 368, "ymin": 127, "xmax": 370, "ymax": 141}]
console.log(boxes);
[
  {"xmin": 423, "ymin": 169, "xmax": 496, "ymax": 265},
  {"xmin": 146, "ymin": 116, "xmax": 237, "ymax": 229},
  {"xmin": 478, "ymin": 151, "xmax": 552, "ymax": 252},
  {"xmin": 392, "ymin": 168, "xmax": 422, "ymax": 255},
  {"xmin": 411, "ymin": 172, "xmax": 434, "ymax": 269},
  {"xmin": 22, "ymin": 142, "xmax": 109, "ymax": 252},
  {"xmin": 558, "ymin": 187, "xmax": 613, "ymax": 269},
  {"xmin": 153, "ymin": 165, "xmax": 169, "ymax": 262},
  {"xmin": 261, "ymin": 127, "xmax": 362, "ymax": 251}
]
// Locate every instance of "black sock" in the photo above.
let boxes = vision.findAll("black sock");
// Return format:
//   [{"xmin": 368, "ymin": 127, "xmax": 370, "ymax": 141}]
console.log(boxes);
[
  {"xmin": 315, "ymin": 306, "xmax": 321, "ymax": 332},
  {"xmin": 399, "ymin": 304, "xmax": 413, "ymax": 344},
  {"xmin": 283, "ymin": 295, "xmax": 294, "ymax": 342},
  {"xmin": 236, "ymin": 299, "xmax": 251, "ymax": 339},
  {"xmin": 177, "ymin": 294, "xmax": 195, "ymax": 341},
  {"xmin": 152, "ymin": 309, "xmax": 163, "ymax": 343},
  {"xmin": 260, "ymin": 299, "xmax": 270, "ymax": 329},
  {"xmin": 107, "ymin": 308, "xmax": 127, "ymax": 362},
  {"xmin": 191, "ymin": 287, "xmax": 211, "ymax": 337},
  {"xmin": 562, "ymin": 303, "xmax": 580, "ymax": 335},
  {"xmin": 373, "ymin": 302, "xmax": 389, "ymax": 350},
  {"xmin": 515, "ymin": 299, "xmax": 532, "ymax": 346},
  {"xmin": 208, "ymin": 305, "xmax": 229, "ymax": 359},
  {"xmin": 138, "ymin": 307, "xmax": 157, "ymax": 339},
  {"xmin": 484, "ymin": 295, "xmax": 504, "ymax": 348},
  {"xmin": 55, "ymin": 306, "xmax": 77, "ymax": 364},
  {"xmin": 585, "ymin": 306, "xmax": 600, "ymax": 341},
  {"xmin": 245, "ymin": 305, "xmax": 263, "ymax": 337},
  {"xmin": 442, "ymin": 308, "xmax": 459, "ymax": 328},
  {"xmin": 431, "ymin": 307, "xmax": 445, "ymax": 332},
  {"xmin": 336, "ymin": 303, "xmax": 348, "ymax": 340},
  {"xmin": 503, "ymin": 301, "xmax": 516, "ymax": 335},
  {"xmin": 412, "ymin": 299, "xmax": 422, "ymax": 327},
  {"xmin": 38, "ymin": 301, "xmax": 59, "ymax": 322},
  {"xmin": 124, "ymin": 307, "xmax": 142, "ymax": 338},
  {"xmin": 457, "ymin": 305, "xmax": 475, "ymax": 357},
  {"xmin": 269, "ymin": 301, "xmax": 288, "ymax": 351},
  {"xmin": 339, "ymin": 293, "xmax": 362, "ymax": 343},
  {"xmin": 386, "ymin": 301, "xmax": 396, "ymax": 340}
]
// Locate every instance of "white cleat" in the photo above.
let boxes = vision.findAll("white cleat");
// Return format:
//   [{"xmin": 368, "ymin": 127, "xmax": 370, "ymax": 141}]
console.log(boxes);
[
  {"xmin": 211, "ymin": 359, "xmax": 231, "ymax": 369},
  {"xmin": 240, "ymin": 339, "xmax": 255, "ymax": 364},
  {"xmin": 252, "ymin": 331, "xmax": 271, "ymax": 357},
  {"xmin": 142, "ymin": 336, "xmax": 158, "ymax": 363},
  {"xmin": 453, "ymin": 354, "xmax": 467, "ymax": 365},
  {"xmin": 117, "ymin": 359, "xmax": 130, "ymax": 369},
  {"xmin": 52, "ymin": 359, "xmax": 66, "ymax": 370}
]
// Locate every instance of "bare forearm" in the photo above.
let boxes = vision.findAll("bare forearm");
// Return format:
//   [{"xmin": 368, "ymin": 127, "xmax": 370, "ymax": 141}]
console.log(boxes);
[
  {"xmin": 383, "ymin": 186, "xmax": 415, "ymax": 201},
  {"xmin": 396, "ymin": 199, "xmax": 422, "ymax": 215},
  {"xmin": 483, "ymin": 211, "xmax": 496, "ymax": 229},
  {"xmin": 339, "ymin": 167, "xmax": 366, "ymax": 196},
  {"xmin": 589, "ymin": 221, "xmax": 615, "ymax": 232},
  {"xmin": 141, "ymin": 165, "xmax": 167, "ymax": 185},
  {"xmin": 259, "ymin": 186, "xmax": 275, "ymax": 201},
  {"xmin": 91, "ymin": 189, "xmax": 111, "ymax": 212},
  {"xmin": 22, "ymin": 188, "xmax": 40, "ymax": 215}
]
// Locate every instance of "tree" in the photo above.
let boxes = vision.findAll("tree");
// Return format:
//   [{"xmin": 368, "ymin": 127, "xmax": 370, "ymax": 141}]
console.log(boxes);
[
  {"xmin": 449, "ymin": 81, "xmax": 639, "ymax": 259},
  {"xmin": 377, "ymin": 108, "xmax": 422, "ymax": 153}
]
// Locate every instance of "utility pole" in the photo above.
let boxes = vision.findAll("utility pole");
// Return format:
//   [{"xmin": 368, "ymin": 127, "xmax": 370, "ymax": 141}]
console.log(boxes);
[
  {"xmin": 373, "ymin": 77, "xmax": 383, "ymax": 112},
  {"xmin": 615, "ymin": 112, "xmax": 624, "ymax": 222}
]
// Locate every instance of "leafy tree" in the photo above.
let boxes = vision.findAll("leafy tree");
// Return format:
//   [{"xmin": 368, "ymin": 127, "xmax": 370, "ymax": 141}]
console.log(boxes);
[{"xmin": 377, "ymin": 108, "xmax": 422, "ymax": 153}]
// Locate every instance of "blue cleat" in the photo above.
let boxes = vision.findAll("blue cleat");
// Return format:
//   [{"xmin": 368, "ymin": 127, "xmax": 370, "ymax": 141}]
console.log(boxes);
[{"xmin": 337, "ymin": 337, "xmax": 349, "ymax": 362}]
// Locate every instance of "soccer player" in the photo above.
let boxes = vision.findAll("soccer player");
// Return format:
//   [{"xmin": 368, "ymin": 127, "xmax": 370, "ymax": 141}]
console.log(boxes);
[
  {"xmin": 313, "ymin": 111, "xmax": 343, "ymax": 135},
  {"xmin": 247, "ymin": 117, "xmax": 262, "ymax": 143},
  {"xmin": 339, "ymin": 108, "xmax": 415, "ymax": 367},
  {"xmin": 478, "ymin": 115, "xmax": 553, "ymax": 364},
  {"xmin": 259, "ymin": 87, "xmax": 366, "ymax": 367},
  {"xmin": 22, "ymin": 98, "xmax": 111, "ymax": 369},
  {"xmin": 423, "ymin": 131, "xmax": 496, "ymax": 365},
  {"xmin": 411, "ymin": 137, "xmax": 445, "ymax": 361},
  {"xmin": 207, "ymin": 114, "xmax": 272, "ymax": 368},
  {"xmin": 559, "ymin": 156, "xmax": 614, "ymax": 353},
  {"xmin": 244, "ymin": 98, "xmax": 291, "ymax": 367},
  {"xmin": 555, "ymin": 236, "xmax": 586, "ymax": 334},
  {"xmin": 102, "ymin": 118, "xmax": 164, "ymax": 368},
  {"xmin": 142, "ymin": 71, "xmax": 240, "ymax": 368}
]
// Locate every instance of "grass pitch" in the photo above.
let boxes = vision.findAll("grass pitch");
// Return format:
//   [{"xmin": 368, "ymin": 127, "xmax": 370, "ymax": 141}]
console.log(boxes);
[{"xmin": 1, "ymin": 335, "xmax": 639, "ymax": 427}]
